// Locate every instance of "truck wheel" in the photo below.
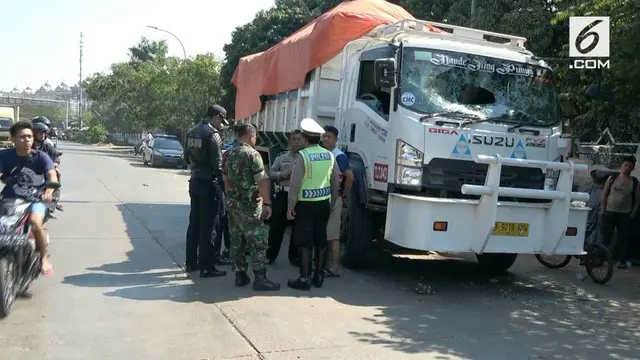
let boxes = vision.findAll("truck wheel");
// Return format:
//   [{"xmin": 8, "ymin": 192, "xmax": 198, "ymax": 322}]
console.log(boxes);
[
  {"xmin": 476, "ymin": 253, "xmax": 518, "ymax": 272},
  {"xmin": 341, "ymin": 185, "xmax": 374, "ymax": 269}
]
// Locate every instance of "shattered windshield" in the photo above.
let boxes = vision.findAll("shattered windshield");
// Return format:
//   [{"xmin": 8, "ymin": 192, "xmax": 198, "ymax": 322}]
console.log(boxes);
[{"xmin": 399, "ymin": 48, "xmax": 559, "ymax": 126}]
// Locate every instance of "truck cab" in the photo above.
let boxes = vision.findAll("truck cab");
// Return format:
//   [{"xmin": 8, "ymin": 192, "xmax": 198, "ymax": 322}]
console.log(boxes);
[{"xmin": 0, "ymin": 107, "xmax": 16, "ymax": 148}]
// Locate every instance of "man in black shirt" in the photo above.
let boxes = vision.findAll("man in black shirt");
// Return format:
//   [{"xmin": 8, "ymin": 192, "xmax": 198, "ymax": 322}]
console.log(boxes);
[{"xmin": 183, "ymin": 105, "xmax": 228, "ymax": 278}]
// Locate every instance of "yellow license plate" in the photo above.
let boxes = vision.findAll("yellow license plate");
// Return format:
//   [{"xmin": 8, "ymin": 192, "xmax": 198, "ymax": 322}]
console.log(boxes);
[{"xmin": 492, "ymin": 222, "xmax": 529, "ymax": 237}]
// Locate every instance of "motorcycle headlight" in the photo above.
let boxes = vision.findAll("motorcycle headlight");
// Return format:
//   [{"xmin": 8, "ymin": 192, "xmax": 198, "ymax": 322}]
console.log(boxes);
[{"xmin": 396, "ymin": 140, "xmax": 424, "ymax": 186}]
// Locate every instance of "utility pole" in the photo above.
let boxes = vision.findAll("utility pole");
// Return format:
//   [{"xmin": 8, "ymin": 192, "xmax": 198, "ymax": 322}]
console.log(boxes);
[{"xmin": 79, "ymin": 32, "xmax": 84, "ymax": 128}]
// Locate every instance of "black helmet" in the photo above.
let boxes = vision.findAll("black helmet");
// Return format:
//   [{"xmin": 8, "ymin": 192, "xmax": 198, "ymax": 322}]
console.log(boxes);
[
  {"xmin": 33, "ymin": 122, "xmax": 50, "ymax": 133},
  {"xmin": 32, "ymin": 116, "xmax": 52, "ymax": 127}
]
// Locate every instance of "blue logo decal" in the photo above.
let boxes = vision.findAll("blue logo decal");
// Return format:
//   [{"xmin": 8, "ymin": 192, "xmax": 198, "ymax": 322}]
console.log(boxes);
[
  {"xmin": 451, "ymin": 134, "xmax": 472, "ymax": 157},
  {"xmin": 510, "ymin": 140, "xmax": 527, "ymax": 159}
]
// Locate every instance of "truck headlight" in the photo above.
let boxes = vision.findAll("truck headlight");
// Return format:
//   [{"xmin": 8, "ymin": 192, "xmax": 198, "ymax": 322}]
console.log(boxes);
[{"xmin": 396, "ymin": 140, "xmax": 424, "ymax": 186}]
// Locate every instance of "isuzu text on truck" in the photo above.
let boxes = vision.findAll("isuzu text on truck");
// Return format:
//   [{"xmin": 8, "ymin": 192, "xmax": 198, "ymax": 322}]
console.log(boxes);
[{"xmin": 232, "ymin": 0, "xmax": 590, "ymax": 271}]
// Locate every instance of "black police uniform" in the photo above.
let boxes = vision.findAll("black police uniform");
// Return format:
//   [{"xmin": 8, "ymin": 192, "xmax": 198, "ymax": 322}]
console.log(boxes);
[{"xmin": 184, "ymin": 116, "xmax": 227, "ymax": 278}]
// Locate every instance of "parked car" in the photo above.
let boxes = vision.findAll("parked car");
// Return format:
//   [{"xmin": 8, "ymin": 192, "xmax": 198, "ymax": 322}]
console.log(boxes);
[{"xmin": 141, "ymin": 134, "xmax": 187, "ymax": 169}]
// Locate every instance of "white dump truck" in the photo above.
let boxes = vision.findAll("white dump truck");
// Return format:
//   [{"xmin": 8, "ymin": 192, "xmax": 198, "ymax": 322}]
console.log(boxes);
[
  {"xmin": 235, "ymin": 18, "xmax": 590, "ymax": 271},
  {"xmin": 0, "ymin": 106, "xmax": 17, "ymax": 148}
]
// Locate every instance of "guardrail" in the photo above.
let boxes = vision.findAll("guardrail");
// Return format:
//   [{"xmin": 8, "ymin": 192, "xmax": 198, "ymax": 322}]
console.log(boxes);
[{"xmin": 460, "ymin": 155, "xmax": 590, "ymax": 254}]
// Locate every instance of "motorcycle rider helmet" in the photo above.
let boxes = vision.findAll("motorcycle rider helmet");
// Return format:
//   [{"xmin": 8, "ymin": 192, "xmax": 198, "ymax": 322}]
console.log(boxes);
[
  {"xmin": 33, "ymin": 122, "xmax": 50, "ymax": 134},
  {"xmin": 32, "ymin": 116, "xmax": 52, "ymax": 128}
]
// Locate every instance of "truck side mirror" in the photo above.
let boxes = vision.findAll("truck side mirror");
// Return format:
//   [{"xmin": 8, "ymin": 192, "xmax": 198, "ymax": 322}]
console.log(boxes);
[{"xmin": 374, "ymin": 58, "xmax": 397, "ymax": 88}]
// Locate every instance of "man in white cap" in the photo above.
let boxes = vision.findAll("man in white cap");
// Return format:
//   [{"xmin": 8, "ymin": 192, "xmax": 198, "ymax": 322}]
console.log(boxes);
[{"xmin": 286, "ymin": 118, "xmax": 340, "ymax": 290}]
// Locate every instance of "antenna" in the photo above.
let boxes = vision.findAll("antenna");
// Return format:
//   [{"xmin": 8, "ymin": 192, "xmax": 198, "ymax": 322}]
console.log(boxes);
[{"xmin": 79, "ymin": 32, "xmax": 84, "ymax": 128}]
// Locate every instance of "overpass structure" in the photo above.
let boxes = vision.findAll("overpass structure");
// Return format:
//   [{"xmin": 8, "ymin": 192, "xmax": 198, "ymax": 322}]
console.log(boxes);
[{"xmin": 0, "ymin": 95, "xmax": 69, "ymax": 128}]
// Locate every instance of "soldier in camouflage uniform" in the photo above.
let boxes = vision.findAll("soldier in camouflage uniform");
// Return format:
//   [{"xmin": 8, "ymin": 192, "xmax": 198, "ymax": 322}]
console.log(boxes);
[{"xmin": 222, "ymin": 123, "xmax": 281, "ymax": 291}]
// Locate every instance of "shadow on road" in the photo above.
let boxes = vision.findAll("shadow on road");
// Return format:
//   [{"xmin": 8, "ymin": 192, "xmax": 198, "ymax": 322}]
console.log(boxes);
[{"xmin": 62, "ymin": 201, "xmax": 640, "ymax": 359}]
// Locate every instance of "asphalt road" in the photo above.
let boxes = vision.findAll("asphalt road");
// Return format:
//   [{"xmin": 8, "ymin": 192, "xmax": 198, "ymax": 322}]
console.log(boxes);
[{"xmin": 0, "ymin": 142, "xmax": 639, "ymax": 360}]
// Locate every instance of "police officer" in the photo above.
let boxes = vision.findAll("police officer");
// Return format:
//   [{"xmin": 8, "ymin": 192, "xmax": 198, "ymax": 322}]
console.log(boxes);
[
  {"xmin": 183, "ymin": 105, "xmax": 228, "ymax": 278},
  {"xmin": 222, "ymin": 123, "xmax": 280, "ymax": 291},
  {"xmin": 286, "ymin": 118, "xmax": 340, "ymax": 290},
  {"xmin": 266, "ymin": 130, "xmax": 303, "ymax": 265}
]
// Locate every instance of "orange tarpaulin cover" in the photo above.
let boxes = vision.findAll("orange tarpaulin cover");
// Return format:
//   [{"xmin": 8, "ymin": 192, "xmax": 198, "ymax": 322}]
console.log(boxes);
[{"xmin": 231, "ymin": 0, "xmax": 418, "ymax": 120}]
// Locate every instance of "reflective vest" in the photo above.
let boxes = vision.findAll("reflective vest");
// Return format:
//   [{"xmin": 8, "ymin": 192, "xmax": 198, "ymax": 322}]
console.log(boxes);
[{"xmin": 298, "ymin": 145, "xmax": 334, "ymax": 202}]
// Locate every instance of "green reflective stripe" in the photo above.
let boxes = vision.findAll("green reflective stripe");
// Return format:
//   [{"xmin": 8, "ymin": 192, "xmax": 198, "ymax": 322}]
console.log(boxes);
[{"xmin": 298, "ymin": 145, "xmax": 334, "ymax": 202}]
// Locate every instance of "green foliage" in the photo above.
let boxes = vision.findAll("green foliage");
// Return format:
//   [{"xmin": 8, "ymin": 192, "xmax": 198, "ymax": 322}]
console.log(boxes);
[
  {"xmin": 17, "ymin": 104, "xmax": 66, "ymax": 127},
  {"xmin": 84, "ymin": 38, "xmax": 225, "ymax": 135}
]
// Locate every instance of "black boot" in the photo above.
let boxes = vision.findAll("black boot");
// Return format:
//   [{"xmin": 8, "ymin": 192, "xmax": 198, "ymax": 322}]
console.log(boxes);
[
  {"xmin": 235, "ymin": 271, "xmax": 251, "ymax": 287},
  {"xmin": 200, "ymin": 266, "xmax": 227, "ymax": 278},
  {"xmin": 288, "ymin": 247, "xmax": 312, "ymax": 290},
  {"xmin": 252, "ymin": 269, "xmax": 280, "ymax": 291},
  {"xmin": 312, "ymin": 246, "xmax": 328, "ymax": 288}
]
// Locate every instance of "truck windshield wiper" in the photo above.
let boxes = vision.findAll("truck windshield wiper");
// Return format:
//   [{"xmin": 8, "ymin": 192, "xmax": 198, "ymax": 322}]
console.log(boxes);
[
  {"xmin": 419, "ymin": 111, "xmax": 482, "ymax": 124},
  {"xmin": 485, "ymin": 111, "xmax": 542, "ymax": 132}
]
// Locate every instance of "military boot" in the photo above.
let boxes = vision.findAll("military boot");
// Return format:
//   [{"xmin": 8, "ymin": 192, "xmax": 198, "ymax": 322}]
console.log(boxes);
[
  {"xmin": 312, "ymin": 246, "xmax": 328, "ymax": 288},
  {"xmin": 288, "ymin": 247, "xmax": 312, "ymax": 290},
  {"xmin": 235, "ymin": 271, "xmax": 251, "ymax": 287},
  {"xmin": 252, "ymin": 269, "xmax": 281, "ymax": 291}
]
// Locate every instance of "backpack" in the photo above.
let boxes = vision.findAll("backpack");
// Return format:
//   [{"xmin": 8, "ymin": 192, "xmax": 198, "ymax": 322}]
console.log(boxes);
[{"xmin": 608, "ymin": 173, "xmax": 638, "ymax": 208}]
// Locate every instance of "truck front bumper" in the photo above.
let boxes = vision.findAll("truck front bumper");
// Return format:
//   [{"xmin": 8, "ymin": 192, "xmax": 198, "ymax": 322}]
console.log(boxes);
[{"xmin": 384, "ymin": 155, "xmax": 590, "ymax": 256}]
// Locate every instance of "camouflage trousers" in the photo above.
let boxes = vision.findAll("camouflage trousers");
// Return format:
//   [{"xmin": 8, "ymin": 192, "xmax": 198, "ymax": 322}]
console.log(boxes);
[{"xmin": 227, "ymin": 208, "xmax": 269, "ymax": 272}]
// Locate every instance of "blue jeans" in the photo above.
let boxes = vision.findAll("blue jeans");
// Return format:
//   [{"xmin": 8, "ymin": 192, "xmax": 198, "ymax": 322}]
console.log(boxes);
[{"xmin": 31, "ymin": 202, "xmax": 47, "ymax": 218}]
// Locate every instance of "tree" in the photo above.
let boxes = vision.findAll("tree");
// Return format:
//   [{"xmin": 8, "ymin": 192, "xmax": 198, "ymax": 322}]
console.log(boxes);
[
  {"xmin": 18, "ymin": 104, "xmax": 66, "ymax": 127},
  {"xmin": 84, "ymin": 38, "xmax": 226, "ymax": 137}
]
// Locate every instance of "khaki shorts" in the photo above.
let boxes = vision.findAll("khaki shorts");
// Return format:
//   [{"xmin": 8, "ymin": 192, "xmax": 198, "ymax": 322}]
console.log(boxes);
[{"xmin": 327, "ymin": 196, "xmax": 343, "ymax": 240}]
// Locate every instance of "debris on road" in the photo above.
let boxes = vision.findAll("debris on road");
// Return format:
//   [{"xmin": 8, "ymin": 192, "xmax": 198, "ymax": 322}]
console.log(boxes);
[{"xmin": 414, "ymin": 281, "xmax": 434, "ymax": 295}]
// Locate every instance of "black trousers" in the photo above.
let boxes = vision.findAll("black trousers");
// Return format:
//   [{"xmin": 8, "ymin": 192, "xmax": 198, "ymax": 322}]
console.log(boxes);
[
  {"xmin": 213, "ymin": 192, "xmax": 231, "ymax": 255},
  {"xmin": 601, "ymin": 211, "xmax": 631, "ymax": 261},
  {"xmin": 266, "ymin": 190, "xmax": 297, "ymax": 262},
  {"xmin": 185, "ymin": 179, "xmax": 222, "ymax": 269},
  {"xmin": 292, "ymin": 200, "xmax": 331, "ymax": 249}
]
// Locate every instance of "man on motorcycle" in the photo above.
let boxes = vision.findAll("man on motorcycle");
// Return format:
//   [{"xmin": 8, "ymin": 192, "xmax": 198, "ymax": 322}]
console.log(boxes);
[
  {"xmin": 31, "ymin": 119, "xmax": 59, "ymax": 164},
  {"xmin": 0, "ymin": 121, "xmax": 59, "ymax": 276},
  {"xmin": 31, "ymin": 116, "xmax": 56, "ymax": 149},
  {"xmin": 31, "ymin": 119, "xmax": 62, "ymax": 211}
]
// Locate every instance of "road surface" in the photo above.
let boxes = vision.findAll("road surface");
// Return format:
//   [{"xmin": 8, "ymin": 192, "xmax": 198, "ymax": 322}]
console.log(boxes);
[{"xmin": 1, "ymin": 142, "xmax": 639, "ymax": 360}]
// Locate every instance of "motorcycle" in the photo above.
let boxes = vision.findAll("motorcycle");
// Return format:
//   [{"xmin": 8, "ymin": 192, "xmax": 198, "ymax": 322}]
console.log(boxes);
[
  {"xmin": 133, "ymin": 140, "xmax": 147, "ymax": 156},
  {"xmin": 0, "ymin": 184, "xmax": 61, "ymax": 318},
  {"xmin": 535, "ymin": 170, "xmax": 615, "ymax": 284}
]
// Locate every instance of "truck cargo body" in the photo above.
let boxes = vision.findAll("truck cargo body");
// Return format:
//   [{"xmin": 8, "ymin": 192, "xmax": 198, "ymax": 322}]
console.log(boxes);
[{"xmin": 239, "ymin": 19, "xmax": 589, "ymax": 271}]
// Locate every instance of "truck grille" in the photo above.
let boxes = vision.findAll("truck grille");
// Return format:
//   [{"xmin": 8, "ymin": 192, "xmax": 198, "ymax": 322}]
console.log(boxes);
[{"xmin": 421, "ymin": 158, "xmax": 546, "ymax": 202}]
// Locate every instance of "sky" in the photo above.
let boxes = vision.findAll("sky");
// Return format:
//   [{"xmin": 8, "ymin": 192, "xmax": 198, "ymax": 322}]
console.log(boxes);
[{"xmin": 0, "ymin": 0, "xmax": 275, "ymax": 91}]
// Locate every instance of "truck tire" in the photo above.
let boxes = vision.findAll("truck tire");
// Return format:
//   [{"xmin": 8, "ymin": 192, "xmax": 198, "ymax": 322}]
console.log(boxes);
[
  {"xmin": 476, "ymin": 253, "xmax": 518, "ymax": 272},
  {"xmin": 341, "ymin": 184, "xmax": 374, "ymax": 269}
]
